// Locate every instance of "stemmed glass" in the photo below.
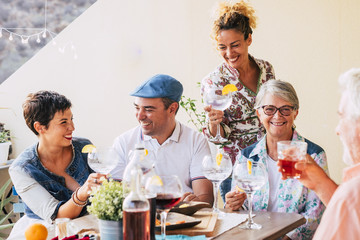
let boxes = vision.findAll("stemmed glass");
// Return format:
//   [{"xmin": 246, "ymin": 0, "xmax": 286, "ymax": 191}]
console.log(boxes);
[
  {"xmin": 203, "ymin": 73, "xmax": 233, "ymax": 144},
  {"xmin": 233, "ymin": 160, "xmax": 267, "ymax": 229},
  {"xmin": 87, "ymin": 146, "xmax": 117, "ymax": 174},
  {"xmin": 146, "ymin": 175, "xmax": 182, "ymax": 240},
  {"xmin": 202, "ymin": 150, "xmax": 232, "ymax": 218}
]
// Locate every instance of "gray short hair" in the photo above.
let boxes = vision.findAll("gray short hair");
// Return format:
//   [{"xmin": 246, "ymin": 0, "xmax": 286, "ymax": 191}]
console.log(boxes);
[
  {"xmin": 254, "ymin": 80, "xmax": 299, "ymax": 110},
  {"xmin": 339, "ymin": 68, "xmax": 360, "ymax": 119}
]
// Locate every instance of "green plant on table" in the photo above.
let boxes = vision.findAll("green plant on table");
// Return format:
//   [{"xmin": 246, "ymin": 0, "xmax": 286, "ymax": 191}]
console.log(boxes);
[
  {"xmin": 87, "ymin": 178, "xmax": 128, "ymax": 221},
  {"xmin": 0, "ymin": 179, "xmax": 15, "ymax": 240}
]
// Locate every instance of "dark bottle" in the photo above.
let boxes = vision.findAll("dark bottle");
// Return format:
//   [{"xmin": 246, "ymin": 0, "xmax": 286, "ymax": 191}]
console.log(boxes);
[{"xmin": 123, "ymin": 168, "xmax": 150, "ymax": 240}]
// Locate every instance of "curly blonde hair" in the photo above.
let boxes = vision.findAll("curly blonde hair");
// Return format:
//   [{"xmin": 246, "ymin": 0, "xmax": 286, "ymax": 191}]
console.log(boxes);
[{"xmin": 212, "ymin": 0, "xmax": 257, "ymax": 42}]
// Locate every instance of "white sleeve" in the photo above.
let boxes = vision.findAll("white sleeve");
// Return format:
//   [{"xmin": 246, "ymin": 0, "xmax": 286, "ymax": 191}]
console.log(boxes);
[
  {"xmin": 110, "ymin": 135, "xmax": 128, "ymax": 180},
  {"xmin": 9, "ymin": 165, "xmax": 60, "ymax": 223},
  {"xmin": 190, "ymin": 133, "xmax": 211, "ymax": 180}
]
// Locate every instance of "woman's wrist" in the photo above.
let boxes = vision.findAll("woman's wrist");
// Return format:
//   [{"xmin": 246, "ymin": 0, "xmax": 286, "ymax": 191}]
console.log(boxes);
[
  {"xmin": 71, "ymin": 189, "xmax": 87, "ymax": 207},
  {"xmin": 76, "ymin": 186, "xmax": 88, "ymax": 202}
]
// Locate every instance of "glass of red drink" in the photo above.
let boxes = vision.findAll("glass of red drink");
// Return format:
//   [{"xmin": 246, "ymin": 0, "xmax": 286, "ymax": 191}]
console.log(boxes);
[
  {"xmin": 277, "ymin": 141, "xmax": 307, "ymax": 179},
  {"xmin": 145, "ymin": 175, "xmax": 182, "ymax": 240}
]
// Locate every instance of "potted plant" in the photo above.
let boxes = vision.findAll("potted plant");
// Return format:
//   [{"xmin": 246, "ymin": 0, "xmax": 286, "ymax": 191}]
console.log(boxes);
[
  {"xmin": 0, "ymin": 123, "xmax": 11, "ymax": 165},
  {"xmin": 0, "ymin": 179, "xmax": 15, "ymax": 240},
  {"xmin": 87, "ymin": 178, "xmax": 127, "ymax": 240}
]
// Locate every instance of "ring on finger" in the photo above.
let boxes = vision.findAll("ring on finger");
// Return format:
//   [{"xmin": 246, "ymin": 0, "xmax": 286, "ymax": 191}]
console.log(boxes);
[{"xmin": 93, "ymin": 179, "xmax": 97, "ymax": 184}]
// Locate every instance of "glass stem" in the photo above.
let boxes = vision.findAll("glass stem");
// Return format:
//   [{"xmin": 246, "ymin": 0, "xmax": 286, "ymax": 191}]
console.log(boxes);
[
  {"xmin": 247, "ymin": 192, "xmax": 254, "ymax": 226},
  {"xmin": 216, "ymin": 123, "xmax": 221, "ymax": 138},
  {"xmin": 212, "ymin": 181, "xmax": 220, "ymax": 212},
  {"xmin": 160, "ymin": 210, "xmax": 168, "ymax": 240}
]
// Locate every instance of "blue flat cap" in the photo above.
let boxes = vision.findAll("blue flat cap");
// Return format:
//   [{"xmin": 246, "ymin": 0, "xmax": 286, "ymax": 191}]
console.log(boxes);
[{"xmin": 130, "ymin": 74, "xmax": 183, "ymax": 102}]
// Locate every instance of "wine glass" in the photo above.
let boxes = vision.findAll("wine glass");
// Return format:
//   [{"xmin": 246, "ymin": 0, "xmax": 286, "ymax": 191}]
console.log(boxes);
[
  {"xmin": 233, "ymin": 160, "xmax": 267, "ymax": 229},
  {"xmin": 202, "ymin": 150, "xmax": 232, "ymax": 218},
  {"xmin": 87, "ymin": 146, "xmax": 117, "ymax": 174},
  {"xmin": 203, "ymin": 74, "xmax": 233, "ymax": 144},
  {"xmin": 145, "ymin": 175, "xmax": 182, "ymax": 240}
]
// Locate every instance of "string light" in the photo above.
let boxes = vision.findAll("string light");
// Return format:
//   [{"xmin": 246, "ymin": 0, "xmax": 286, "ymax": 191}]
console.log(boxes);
[
  {"xmin": 0, "ymin": 0, "xmax": 56, "ymax": 44},
  {"xmin": 0, "ymin": 0, "xmax": 78, "ymax": 59}
]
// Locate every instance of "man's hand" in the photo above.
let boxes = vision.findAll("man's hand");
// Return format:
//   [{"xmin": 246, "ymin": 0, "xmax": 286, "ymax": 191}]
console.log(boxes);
[{"xmin": 181, "ymin": 192, "xmax": 200, "ymax": 202}]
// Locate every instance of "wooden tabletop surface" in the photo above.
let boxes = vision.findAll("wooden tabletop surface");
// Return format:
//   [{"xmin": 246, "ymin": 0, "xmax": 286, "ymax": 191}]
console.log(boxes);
[{"xmin": 211, "ymin": 210, "xmax": 306, "ymax": 240}]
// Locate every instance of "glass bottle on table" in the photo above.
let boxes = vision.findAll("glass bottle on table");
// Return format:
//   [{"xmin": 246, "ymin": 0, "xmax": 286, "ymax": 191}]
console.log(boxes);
[
  {"xmin": 123, "ymin": 167, "xmax": 150, "ymax": 240},
  {"xmin": 123, "ymin": 143, "xmax": 157, "ymax": 240}
]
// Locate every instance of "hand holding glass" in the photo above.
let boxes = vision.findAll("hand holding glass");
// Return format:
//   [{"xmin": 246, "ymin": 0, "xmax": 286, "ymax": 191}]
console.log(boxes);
[
  {"xmin": 233, "ymin": 160, "xmax": 267, "ymax": 229},
  {"xmin": 277, "ymin": 141, "xmax": 307, "ymax": 179},
  {"xmin": 203, "ymin": 75, "xmax": 232, "ymax": 144}
]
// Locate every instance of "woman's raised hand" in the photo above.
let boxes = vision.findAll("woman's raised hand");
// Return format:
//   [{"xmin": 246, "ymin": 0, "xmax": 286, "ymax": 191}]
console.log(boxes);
[
  {"xmin": 77, "ymin": 173, "xmax": 107, "ymax": 201},
  {"xmin": 204, "ymin": 105, "xmax": 224, "ymax": 134}
]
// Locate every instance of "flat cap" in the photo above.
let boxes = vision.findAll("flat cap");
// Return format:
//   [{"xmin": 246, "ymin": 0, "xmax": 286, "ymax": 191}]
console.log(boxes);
[{"xmin": 130, "ymin": 74, "xmax": 183, "ymax": 102}]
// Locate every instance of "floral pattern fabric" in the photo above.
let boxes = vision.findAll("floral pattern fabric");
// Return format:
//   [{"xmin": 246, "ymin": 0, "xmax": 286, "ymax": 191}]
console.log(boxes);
[
  {"xmin": 201, "ymin": 54, "xmax": 275, "ymax": 163},
  {"xmin": 236, "ymin": 130, "xmax": 328, "ymax": 240}
]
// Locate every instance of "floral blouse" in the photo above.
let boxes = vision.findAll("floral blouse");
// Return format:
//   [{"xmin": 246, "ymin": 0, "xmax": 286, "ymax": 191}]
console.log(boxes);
[
  {"xmin": 201, "ymin": 54, "xmax": 275, "ymax": 164},
  {"xmin": 235, "ymin": 130, "xmax": 328, "ymax": 240}
]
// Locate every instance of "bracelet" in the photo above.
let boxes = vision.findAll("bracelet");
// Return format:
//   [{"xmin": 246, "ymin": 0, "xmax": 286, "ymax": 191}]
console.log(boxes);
[
  {"xmin": 75, "ymin": 187, "xmax": 87, "ymax": 204},
  {"xmin": 71, "ymin": 188, "xmax": 88, "ymax": 207}
]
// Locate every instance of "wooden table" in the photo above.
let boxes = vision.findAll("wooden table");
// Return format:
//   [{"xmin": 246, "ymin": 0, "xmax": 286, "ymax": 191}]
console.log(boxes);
[
  {"xmin": 54, "ymin": 209, "xmax": 305, "ymax": 240},
  {"xmin": 212, "ymin": 210, "xmax": 306, "ymax": 240}
]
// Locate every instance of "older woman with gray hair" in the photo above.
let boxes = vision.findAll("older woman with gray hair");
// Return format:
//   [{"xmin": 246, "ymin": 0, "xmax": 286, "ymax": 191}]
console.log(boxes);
[{"xmin": 225, "ymin": 80, "xmax": 328, "ymax": 240}]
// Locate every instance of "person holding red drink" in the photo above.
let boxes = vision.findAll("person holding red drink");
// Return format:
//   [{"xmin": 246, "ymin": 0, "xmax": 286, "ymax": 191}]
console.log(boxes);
[{"xmin": 225, "ymin": 80, "xmax": 328, "ymax": 240}]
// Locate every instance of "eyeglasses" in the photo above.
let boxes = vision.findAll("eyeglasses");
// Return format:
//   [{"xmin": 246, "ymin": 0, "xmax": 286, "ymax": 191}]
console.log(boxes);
[{"xmin": 259, "ymin": 105, "xmax": 295, "ymax": 116}]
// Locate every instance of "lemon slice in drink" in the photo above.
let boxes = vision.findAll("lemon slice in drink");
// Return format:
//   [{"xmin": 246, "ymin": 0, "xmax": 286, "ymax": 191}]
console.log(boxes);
[
  {"xmin": 247, "ymin": 160, "xmax": 252, "ymax": 175},
  {"xmin": 82, "ymin": 144, "xmax": 96, "ymax": 153},
  {"xmin": 150, "ymin": 175, "xmax": 163, "ymax": 186},
  {"xmin": 235, "ymin": 185, "xmax": 244, "ymax": 193},
  {"xmin": 144, "ymin": 149, "xmax": 149, "ymax": 156},
  {"xmin": 216, "ymin": 152, "xmax": 223, "ymax": 166},
  {"xmin": 222, "ymin": 84, "xmax": 238, "ymax": 95}
]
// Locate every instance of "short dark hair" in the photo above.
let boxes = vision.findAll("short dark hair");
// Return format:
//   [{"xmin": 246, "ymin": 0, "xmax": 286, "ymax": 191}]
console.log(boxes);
[
  {"xmin": 161, "ymin": 97, "xmax": 179, "ymax": 114},
  {"xmin": 23, "ymin": 91, "xmax": 72, "ymax": 135}
]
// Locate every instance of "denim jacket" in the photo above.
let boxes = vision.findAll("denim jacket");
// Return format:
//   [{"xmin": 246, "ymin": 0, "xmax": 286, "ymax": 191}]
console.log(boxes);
[
  {"xmin": 235, "ymin": 130, "xmax": 328, "ymax": 240},
  {"xmin": 9, "ymin": 137, "xmax": 93, "ymax": 221}
]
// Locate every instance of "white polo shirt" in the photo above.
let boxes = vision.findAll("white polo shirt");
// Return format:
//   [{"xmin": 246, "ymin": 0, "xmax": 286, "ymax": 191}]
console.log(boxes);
[{"xmin": 111, "ymin": 121, "xmax": 211, "ymax": 193}]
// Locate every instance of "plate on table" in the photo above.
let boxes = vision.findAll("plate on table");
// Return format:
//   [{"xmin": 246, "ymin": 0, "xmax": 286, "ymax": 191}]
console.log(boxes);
[
  {"xmin": 170, "ymin": 201, "xmax": 212, "ymax": 216},
  {"xmin": 155, "ymin": 212, "xmax": 202, "ymax": 231}
]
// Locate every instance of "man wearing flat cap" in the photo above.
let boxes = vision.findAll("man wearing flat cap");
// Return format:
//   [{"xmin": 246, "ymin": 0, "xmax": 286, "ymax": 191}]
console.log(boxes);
[{"xmin": 111, "ymin": 74, "xmax": 214, "ymax": 204}]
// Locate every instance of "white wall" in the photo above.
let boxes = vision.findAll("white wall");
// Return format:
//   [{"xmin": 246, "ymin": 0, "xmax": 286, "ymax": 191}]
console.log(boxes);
[{"xmin": 1, "ymin": 0, "xmax": 360, "ymax": 183}]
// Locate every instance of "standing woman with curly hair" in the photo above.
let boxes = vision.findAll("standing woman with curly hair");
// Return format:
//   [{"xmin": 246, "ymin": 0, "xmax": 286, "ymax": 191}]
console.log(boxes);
[{"xmin": 201, "ymin": 1, "xmax": 276, "ymax": 200}]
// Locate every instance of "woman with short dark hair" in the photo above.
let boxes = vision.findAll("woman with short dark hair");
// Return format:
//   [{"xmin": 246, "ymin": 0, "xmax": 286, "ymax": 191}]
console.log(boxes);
[{"xmin": 8, "ymin": 91, "xmax": 105, "ymax": 239}]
